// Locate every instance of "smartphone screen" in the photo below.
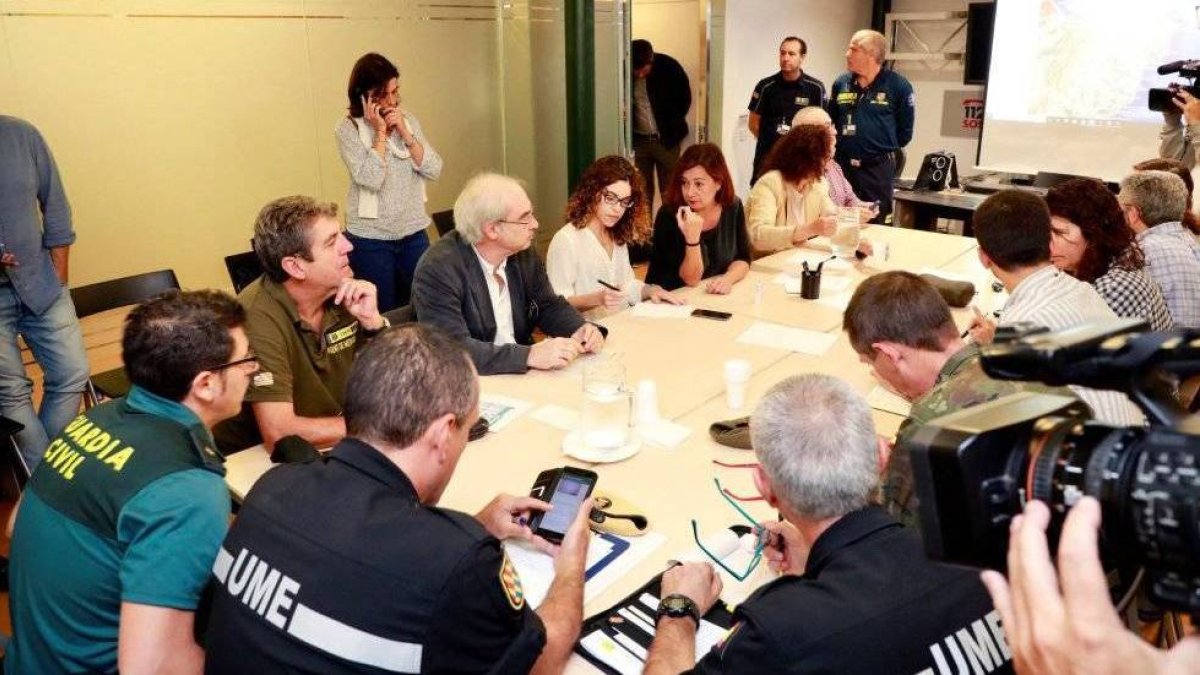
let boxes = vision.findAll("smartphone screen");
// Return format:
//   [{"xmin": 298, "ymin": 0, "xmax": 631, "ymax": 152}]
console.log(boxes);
[
  {"xmin": 534, "ymin": 470, "xmax": 597, "ymax": 542},
  {"xmin": 691, "ymin": 308, "xmax": 733, "ymax": 321}
]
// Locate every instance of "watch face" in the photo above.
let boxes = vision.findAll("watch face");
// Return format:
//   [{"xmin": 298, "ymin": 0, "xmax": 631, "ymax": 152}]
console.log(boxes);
[{"xmin": 662, "ymin": 596, "xmax": 690, "ymax": 612}]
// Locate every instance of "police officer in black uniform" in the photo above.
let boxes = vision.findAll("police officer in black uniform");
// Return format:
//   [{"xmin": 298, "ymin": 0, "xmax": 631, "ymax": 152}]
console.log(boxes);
[
  {"xmin": 641, "ymin": 375, "xmax": 1014, "ymax": 675},
  {"xmin": 829, "ymin": 29, "xmax": 915, "ymax": 225},
  {"xmin": 748, "ymin": 36, "xmax": 826, "ymax": 184},
  {"xmin": 203, "ymin": 325, "xmax": 592, "ymax": 674}
]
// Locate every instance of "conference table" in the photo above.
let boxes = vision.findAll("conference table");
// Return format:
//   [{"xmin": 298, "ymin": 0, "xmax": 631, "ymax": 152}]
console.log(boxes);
[{"xmin": 221, "ymin": 226, "xmax": 984, "ymax": 673}]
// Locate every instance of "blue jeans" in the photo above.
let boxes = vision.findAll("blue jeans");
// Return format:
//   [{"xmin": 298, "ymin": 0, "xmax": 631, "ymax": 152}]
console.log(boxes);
[
  {"xmin": 346, "ymin": 230, "xmax": 430, "ymax": 312},
  {"xmin": 0, "ymin": 284, "xmax": 89, "ymax": 471}
]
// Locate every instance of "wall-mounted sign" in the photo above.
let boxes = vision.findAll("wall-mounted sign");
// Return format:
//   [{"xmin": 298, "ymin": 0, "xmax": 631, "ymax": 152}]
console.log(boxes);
[{"xmin": 942, "ymin": 90, "xmax": 985, "ymax": 139}]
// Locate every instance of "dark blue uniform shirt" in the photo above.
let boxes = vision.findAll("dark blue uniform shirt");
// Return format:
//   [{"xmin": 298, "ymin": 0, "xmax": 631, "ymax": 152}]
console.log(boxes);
[
  {"xmin": 829, "ymin": 69, "xmax": 916, "ymax": 160},
  {"xmin": 690, "ymin": 507, "xmax": 1014, "ymax": 675},
  {"xmin": 203, "ymin": 438, "xmax": 547, "ymax": 674}
]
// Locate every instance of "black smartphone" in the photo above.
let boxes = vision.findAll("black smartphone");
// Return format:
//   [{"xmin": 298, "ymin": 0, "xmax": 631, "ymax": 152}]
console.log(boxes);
[
  {"xmin": 691, "ymin": 308, "xmax": 733, "ymax": 321},
  {"xmin": 527, "ymin": 467, "xmax": 598, "ymax": 544}
]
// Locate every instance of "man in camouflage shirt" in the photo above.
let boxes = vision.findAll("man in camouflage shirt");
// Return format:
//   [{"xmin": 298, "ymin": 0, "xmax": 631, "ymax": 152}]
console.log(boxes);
[{"xmin": 843, "ymin": 271, "xmax": 1074, "ymax": 526}]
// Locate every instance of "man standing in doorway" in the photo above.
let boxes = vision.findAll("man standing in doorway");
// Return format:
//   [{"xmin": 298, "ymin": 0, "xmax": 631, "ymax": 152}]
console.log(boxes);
[
  {"xmin": 631, "ymin": 39, "xmax": 693, "ymax": 203},
  {"xmin": 829, "ymin": 29, "xmax": 915, "ymax": 225},
  {"xmin": 748, "ymin": 37, "xmax": 826, "ymax": 184}
]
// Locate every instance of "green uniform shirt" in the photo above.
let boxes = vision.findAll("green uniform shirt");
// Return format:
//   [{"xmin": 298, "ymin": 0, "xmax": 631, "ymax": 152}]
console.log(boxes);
[
  {"xmin": 6, "ymin": 387, "xmax": 229, "ymax": 675},
  {"xmin": 215, "ymin": 276, "xmax": 360, "ymax": 451},
  {"xmin": 886, "ymin": 345, "xmax": 1075, "ymax": 527}
]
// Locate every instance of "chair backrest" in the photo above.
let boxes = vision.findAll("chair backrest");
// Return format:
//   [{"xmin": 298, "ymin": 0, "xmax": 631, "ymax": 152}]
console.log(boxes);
[
  {"xmin": 431, "ymin": 209, "xmax": 455, "ymax": 237},
  {"xmin": 225, "ymin": 251, "xmax": 264, "ymax": 294},
  {"xmin": 383, "ymin": 304, "xmax": 415, "ymax": 326},
  {"xmin": 70, "ymin": 269, "xmax": 181, "ymax": 319}
]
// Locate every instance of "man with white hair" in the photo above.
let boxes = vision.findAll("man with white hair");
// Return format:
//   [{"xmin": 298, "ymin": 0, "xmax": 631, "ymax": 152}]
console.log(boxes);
[
  {"xmin": 643, "ymin": 374, "xmax": 1012, "ymax": 674},
  {"xmin": 1118, "ymin": 170, "xmax": 1200, "ymax": 328},
  {"xmin": 792, "ymin": 106, "xmax": 878, "ymax": 217},
  {"xmin": 829, "ymin": 29, "xmax": 915, "ymax": 225},
  {"xmin": 412, "ymin": 172, "xmax": 604, "ymax": 375}
]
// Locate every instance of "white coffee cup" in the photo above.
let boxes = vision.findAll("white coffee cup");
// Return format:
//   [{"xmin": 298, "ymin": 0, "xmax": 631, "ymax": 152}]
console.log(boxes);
[
  {"xmin": 635, "ymin": 379, "xmax": 660, "ymax": 425},
  {"xmin": 724, "ymin": 359, "xmax": 752, "ymax": 410}
]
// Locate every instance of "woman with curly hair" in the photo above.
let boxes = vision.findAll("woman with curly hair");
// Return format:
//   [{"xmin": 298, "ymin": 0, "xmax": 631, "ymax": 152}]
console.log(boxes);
[
  {"xmin": 1045, "ymin": 178, "xmax": 1173, "ymax": 329},
  {"xmin": 547, "ymin": 156, "xmax": 682, "ymax": 317},
  {"xmin": 745, "ymin": 124, "xmax": 838, "ymax": 253}
]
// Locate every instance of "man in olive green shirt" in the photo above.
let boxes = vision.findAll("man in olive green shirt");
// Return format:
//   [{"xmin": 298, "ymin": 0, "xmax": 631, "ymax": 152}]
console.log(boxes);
[
  {"xmin": 843, "ymin": 271, "xmax": 1074, "ymax": 526},
  {"xmin": 216, "ymin": 196, "xmax": 388, "ymax": 453}
]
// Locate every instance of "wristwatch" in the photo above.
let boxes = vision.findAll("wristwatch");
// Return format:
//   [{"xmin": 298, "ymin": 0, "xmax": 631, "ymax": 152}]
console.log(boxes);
[{"xmin": 655, "ymin": 594, "xmax": 700, "ymax": 628}]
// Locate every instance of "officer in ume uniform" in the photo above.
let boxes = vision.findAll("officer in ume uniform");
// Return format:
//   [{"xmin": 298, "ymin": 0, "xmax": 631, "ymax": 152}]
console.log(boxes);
[{"xmin": 203, "ymin": 325, "xmax": 592, "ymax": 674}]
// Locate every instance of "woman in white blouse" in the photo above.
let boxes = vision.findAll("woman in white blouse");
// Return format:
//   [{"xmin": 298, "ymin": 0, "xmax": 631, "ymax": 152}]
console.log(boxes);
[{"xmin": 547, "ymin": 156, "xmax": 682, "ymax": 318}]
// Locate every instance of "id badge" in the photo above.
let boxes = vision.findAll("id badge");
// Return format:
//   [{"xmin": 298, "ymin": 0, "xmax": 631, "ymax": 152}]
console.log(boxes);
[{"xmin": 844, "ymin": 124, "xmax": 857, "ymax": 136}]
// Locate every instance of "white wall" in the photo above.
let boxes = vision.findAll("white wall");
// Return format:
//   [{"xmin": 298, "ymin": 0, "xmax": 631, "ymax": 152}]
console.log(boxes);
[
  {"xmin": 719, "ymin": 0, "xmax": 873, "ymax": 195},
  {"xmin": 890, "ymin": 0, "xmax": 986, "ymax": 178}
]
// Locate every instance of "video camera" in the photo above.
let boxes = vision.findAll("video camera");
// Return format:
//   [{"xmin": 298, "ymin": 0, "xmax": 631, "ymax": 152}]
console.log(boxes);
[
  {"xmin": 901, "ymin": 319, "xmax": 1200, "ymax": 613},
  {"xmin": 1149, "ymin": 59, "xmax": 1200, "ymax": 112}
]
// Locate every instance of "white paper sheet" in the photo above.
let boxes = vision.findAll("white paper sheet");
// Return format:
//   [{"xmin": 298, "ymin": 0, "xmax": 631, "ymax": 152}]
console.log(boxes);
[
  {"xmin": 637, "ymin": 418, "xmax": 692, "ymax": 448},
  {"xmin": 530, "ymin": 404, "xmax": 579, "ymax": 431},
  {"xmin": 867, "ymin": 385, "xmax": 913, "ymax": 417},
  {"xmin": 815, "ymin": 292, "xmax": 852, "ymax": 310},
  {"xmin": 736, "ymin": 321, "xmax": 837, "ymax": 355},
  {"xmin": 478, "ymin": 394, "xmax": 533, "ymax": 432},
  {"xmin": 629, "ymin": 302, "xmax": 694, "ymax": 319},
  {"xmin": 505, "ymin": 531, "xmax": 666, "ymax": 608}
]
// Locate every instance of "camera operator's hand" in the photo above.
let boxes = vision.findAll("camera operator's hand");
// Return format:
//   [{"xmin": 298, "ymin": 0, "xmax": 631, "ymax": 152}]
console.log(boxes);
[
  {"xmin": 981, "ymin": 498, "xmax": 1200, "ymax": 675},
  {"xmin": 1173, "ymin": 90, "xmax": 1200, "ymax": 126}
]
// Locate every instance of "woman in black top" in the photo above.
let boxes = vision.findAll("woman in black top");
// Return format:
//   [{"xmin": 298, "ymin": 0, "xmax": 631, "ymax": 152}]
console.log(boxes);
[{"xmin": 646, "ymin": 143, "xmax": 752, "ymax": 292}]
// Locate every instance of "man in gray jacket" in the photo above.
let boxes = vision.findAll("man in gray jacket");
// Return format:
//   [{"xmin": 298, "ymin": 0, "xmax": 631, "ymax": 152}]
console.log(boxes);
[{"xmin": 412, "ymin": 173, "xmax": 605, "ymax": 375}]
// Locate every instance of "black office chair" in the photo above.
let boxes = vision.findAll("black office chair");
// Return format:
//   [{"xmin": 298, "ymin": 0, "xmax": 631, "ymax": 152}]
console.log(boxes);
[
  {"xmin": 431, "ymin": 210, "xmax": 455, "ymax": 238},
  {"xmin": 224, "ymin": 251, "xmax": 263, "ymax": 294},
  {"xmin": 71, "ymin": 269, "xmax": 181, "ymax": 406}
]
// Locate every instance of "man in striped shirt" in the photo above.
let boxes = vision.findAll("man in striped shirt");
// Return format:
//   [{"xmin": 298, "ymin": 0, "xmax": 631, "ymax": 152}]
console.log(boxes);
[
  {"xmin": 1118, "ymin": 170, "xmax": 1200, "ymax": 328},
  {"xmin": 968, "ymin": 190, "xmax": 1145, "ymax": 426}
]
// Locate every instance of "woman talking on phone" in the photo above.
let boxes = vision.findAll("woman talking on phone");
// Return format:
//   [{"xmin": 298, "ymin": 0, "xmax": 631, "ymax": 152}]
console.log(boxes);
[
  {"xmin": 335, "ymin": 52, "xmax": 442, "ymax": 311},
  {"xmin": 645, "ymin": 144, "xmax": 751, "ymax": 293}
]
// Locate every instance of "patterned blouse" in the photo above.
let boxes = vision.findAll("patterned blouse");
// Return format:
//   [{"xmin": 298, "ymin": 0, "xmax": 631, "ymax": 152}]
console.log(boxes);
[{"xmin": 1093, "ymin": 264, "xmax": 1174, "ymax": 330}]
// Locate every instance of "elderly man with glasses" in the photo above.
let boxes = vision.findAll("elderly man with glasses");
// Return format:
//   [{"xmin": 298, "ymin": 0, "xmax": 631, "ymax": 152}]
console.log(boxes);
[
  {"xmin": 412, "ymin": 172, "xmax": 605, "ymax": 375},
  {"xmin": 643, "ymin": 374, "xmax": 1012, "ymax": 675}
]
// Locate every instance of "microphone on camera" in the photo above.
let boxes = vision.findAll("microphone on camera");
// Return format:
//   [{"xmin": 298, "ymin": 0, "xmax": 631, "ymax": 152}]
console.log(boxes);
[{"xmin": 1158, "ymin": 60, "xmax": 1186, "ymax": 75}]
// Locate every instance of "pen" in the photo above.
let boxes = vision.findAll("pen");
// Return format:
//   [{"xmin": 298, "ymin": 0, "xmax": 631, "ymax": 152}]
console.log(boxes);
[{"xmin": 597, "ymin": 279, "xmax": 621, "ymax": 292}]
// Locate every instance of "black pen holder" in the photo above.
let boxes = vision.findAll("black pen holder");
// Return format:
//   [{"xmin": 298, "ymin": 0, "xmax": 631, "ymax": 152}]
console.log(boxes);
[{"xmin": 800, "ymin": 269, "xmax": 822, "ymax": 299}]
